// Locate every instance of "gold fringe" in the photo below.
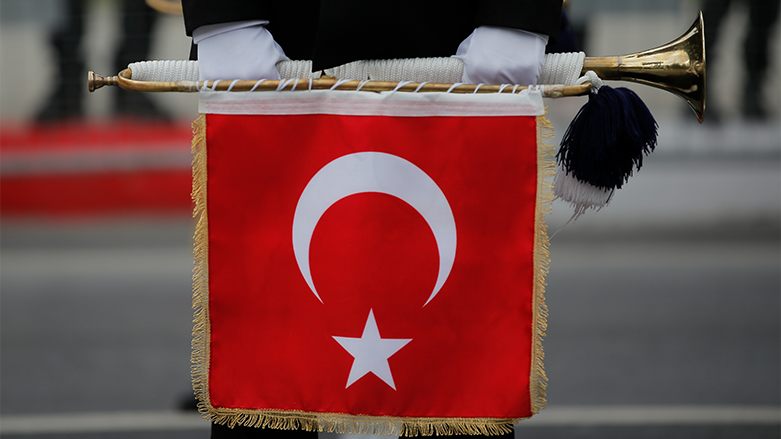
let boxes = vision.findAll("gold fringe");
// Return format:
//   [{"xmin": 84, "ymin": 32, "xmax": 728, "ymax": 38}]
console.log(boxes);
[
  {"xmin": 204, "ymin": 406, "xmax": 527, "ymax": 437},
  {"xmin": 531, "ymin": 114, "xmax": 554, "ymax": 414},
  {"xmin": 190, "ymin": 113, "xmax": 553, "ymax": 435},
  {"xmin": 190, "ymin": 114, "xmax": 212, "ymax": 418}
]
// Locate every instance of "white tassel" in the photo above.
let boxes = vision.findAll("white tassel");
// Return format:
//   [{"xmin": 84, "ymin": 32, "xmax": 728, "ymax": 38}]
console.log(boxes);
[{"xmin": 553, "ymin": 164, "xmax": 613, "ymax": 219}]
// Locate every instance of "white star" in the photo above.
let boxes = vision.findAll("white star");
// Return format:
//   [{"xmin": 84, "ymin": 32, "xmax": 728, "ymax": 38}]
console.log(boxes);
[{"xmin": 332, "ymin": 309, "xmax": 412, "ymax": 390}]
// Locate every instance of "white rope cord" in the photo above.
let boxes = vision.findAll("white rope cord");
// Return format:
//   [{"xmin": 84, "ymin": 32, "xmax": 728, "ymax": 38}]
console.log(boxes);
[
  {"xmin": 393, "ymin": 81, "xmax": 414, "ymax": 92},
  {"xmin": 329, "ymin": 79, "xmax": 352, "ymax": 90},
  {"xmin": 355, "ymin": 80, "xmax": 370, "ymax": 91},
  {"xmin": 324, "ymin": 61, "xmax": 368, "ymax": 81},
  {"xmin": 127, "ymin": 54, "xmax": 587, "ymax": 85},
  {"xmin": 276, "ymin": 60, "xmax": 321, "ymax": 79},
  {"xmin": 538, "ymin": 52, "xmax": 586, "ymax": 85},
  {"xmin": 446, "ymin": 83, "xmax": 465, "ymax": 93},
  {"xmin": 365, "ymin": 57, "xmax": 464, "ymax": 82},
  {"xmin": 128, "ymin": 60, "xmax": 199, "ymax": 82},
  {"xmin": 249, "ymin": 79, "xmax": 266, "ymax": 92},
  {"xmin": 576, "ymin": 70, "xmax": 604, "ymax": 91},
  {"xmin": 276, "ymin": 78, "xmax": 296, "ymax": 91}
]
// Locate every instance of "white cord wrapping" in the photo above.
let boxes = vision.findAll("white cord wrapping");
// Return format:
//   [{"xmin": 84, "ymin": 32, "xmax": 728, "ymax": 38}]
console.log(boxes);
[
  {"xmin": 576, "ymin": 70, "xmax": 604, "ymax": 90},
  {"xmin": 324, "ymin": 61, "xmax": 369, "ymax": 81},
  {"xmin": 127, "ymin": 54, "xmax": 587, "ymax": 85},
  {"xmin": 249, "ymin": 79, "xmax": 266, "ymax": 92},
  {"xmin": 538, "ymin": 52, "xmax": 586, "ymax": 85},
  {"xmin": 367, "ymin": 58, "xmax": 465, "ymax": 82},
  {"xmin": 128, "ymin": 60, "xmax": 199, "ymax": 82},
  {"xmin": 277, "ymin": 60, "xmax": 322, "ymax": 79}
]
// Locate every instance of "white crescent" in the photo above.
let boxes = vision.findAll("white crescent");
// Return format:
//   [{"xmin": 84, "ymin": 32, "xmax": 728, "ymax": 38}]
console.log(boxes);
[{"xmin": 292, "ymin": 152, "xmax": 456, "ymax": 307}]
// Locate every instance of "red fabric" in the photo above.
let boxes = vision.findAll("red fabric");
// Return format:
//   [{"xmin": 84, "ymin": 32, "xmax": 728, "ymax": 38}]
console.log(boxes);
[
  {"xmin": 0, "ymin": 121, "xmax": 193, "ymax": 218},
  {"xmin": 0, "ymin": 170, "xmax": 192, "ymax": 217},
  {"xmin": 206, "ymin": 112, "xmax": 539, "ymax": 419},
  {"xmin": 0, "ymin": 120, "xmax": 192, "ymax": 153}
]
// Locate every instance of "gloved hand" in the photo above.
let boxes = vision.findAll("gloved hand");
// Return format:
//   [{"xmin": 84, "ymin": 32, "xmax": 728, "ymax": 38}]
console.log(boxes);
[
  {"xmin": 454, "ymin": 26, "xmax": 548, "ymax": 85},
  {"xmin": 193, "ymin": 20, "xmax": 289, "ymax": 81}
]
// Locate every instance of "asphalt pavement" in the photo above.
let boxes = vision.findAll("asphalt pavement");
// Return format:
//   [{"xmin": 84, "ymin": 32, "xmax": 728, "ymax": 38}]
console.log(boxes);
[
  {"xmin": 2, "ymin": 211, "xmax": 779, "ymax": 438},
  {"xmin": 2, "ymin": 133, "xmax": 780, "ymax": 438}
]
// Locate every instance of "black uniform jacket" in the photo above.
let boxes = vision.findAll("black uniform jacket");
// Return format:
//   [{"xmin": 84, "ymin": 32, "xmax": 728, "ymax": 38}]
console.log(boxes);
[{"xmin": 183, "ymin": 0, "xmax": 562, "ymax": 71}]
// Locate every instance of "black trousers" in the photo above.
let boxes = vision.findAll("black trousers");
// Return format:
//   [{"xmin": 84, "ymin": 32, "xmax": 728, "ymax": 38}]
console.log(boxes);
[{"xmin": 211, "ymin": 424, "xmax": 515, "ymax": 439}]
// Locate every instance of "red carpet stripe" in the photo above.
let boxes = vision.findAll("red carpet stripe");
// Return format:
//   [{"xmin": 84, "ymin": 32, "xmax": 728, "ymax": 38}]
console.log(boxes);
[{"xmin": 1, "ymin": 120, "xmax": 194, "ymax": 218}]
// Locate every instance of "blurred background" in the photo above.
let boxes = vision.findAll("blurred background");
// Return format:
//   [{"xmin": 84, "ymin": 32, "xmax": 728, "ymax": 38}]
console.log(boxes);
[{"xmin": 1, "ymin": 0, "xmax": 779, "ymax": 438}]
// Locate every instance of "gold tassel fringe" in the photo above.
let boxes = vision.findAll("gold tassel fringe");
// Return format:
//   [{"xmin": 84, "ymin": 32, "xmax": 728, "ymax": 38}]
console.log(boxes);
[
  {"xmin": 190, "ymin": 114, "xmax": 212, "ymax": 418},
  {"xmin": 531, "ymin": 114, "xmax": 554, "ymax": 414},
  {"xmin": 204, "ymin": 407, "xmax": 525, "ymax": 437}
]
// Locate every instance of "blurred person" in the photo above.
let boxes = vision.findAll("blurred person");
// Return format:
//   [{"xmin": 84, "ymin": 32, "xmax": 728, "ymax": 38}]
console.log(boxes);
[
  {"xmin": 181, "ymin": 1, "xmax": 563, "ymax": 439},
  {"xmin": 35, "ymin": 0, "xmax": 171, "ymax": 122},
  {"xmin": 547, "ymin": 7, "xmax": 580, "ymax": 53},
  {"xmin": 183, "ymin": 0, "xmax": 562, "ymax": 86},
  {"xmin": 703, "ymin": 0, "xmax": 780, "ymax": 121}
]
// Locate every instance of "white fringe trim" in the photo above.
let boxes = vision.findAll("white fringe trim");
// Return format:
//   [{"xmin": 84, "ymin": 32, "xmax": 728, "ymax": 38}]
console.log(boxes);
[{"xmin": 553, "ymin": 165, "xmax": 613, "ymax": 219}]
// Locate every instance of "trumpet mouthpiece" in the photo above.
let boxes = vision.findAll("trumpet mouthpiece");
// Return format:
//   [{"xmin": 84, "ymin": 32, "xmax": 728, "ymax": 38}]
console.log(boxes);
[{"xmin": 88, "ymin": 71, "xmax": 119, "ymax": 92}]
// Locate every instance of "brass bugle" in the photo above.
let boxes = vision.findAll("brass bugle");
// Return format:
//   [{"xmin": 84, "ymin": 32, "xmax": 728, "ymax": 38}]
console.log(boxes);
[
  {"xmin": 88, "ymin": 70, "xmax": 592, "ymax": 98},
  {"xmin": 89, "ymin": 13, "xmax": 706, "ymax": 120},
  {"xmin": 583, "ymin": 12, "xmax": 706, "ymax": 122}
]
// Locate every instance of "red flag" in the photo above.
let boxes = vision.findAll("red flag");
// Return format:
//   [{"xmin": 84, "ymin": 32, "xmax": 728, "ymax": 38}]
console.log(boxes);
[{"xmin": 192, "ymin": 90, "xmax": 552, "ymax": 435}]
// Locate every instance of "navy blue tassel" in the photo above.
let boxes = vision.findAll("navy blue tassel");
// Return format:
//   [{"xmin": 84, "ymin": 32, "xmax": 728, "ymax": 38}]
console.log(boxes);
[{"xmin": 557, "ymin": 86, "xmax": 658, "ymax": 191}]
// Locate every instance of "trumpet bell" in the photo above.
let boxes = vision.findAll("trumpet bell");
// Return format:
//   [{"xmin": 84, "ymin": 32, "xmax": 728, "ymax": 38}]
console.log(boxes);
[{"xmin": 583, "ymin": 12, "xmax": 706, "ymax": 122}]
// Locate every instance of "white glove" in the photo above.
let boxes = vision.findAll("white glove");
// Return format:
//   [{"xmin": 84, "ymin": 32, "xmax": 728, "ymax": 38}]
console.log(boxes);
[
  {"xmin": 193, "ymin": 20, "xmax": 289, "ymax": 81},
  {"xmin": 454, "ymin": 26, "xmax": 548, "ymax": 85}
]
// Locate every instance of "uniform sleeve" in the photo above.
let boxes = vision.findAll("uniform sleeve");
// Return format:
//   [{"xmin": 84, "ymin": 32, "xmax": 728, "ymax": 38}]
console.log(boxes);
[
  {"xmin": 475, "ymin": 0, "xmax": 562, "ymax": 43},
  {"xmin": 182, "ymin": 0, "xmax": 272, "ymax": 36}
]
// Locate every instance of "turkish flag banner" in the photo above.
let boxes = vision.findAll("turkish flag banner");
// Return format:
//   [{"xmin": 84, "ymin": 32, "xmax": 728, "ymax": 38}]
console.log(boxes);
[{"xmin": 192, "ymin": 90, "xmax": 553, "ymax": 435}]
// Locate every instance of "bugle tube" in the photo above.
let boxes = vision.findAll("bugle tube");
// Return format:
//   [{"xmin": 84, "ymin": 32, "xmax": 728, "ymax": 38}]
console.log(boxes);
[
  {"xmin": 90, "ymin": 69, "xmax": 592, "ymax": 97},
  {"xmin": 88, "ymin": 13, "xmax": 706, "ymax": 120},
  {"xmin": 582, "ymin": 12, "xmax": 706, "ymax": 122}
]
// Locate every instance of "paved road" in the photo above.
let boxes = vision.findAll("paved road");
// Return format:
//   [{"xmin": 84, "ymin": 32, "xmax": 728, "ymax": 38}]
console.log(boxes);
[
  {"xmin": 2, "ymin": 141, "xmax": 779, "ymax": 438},
  {"xmin": 1, "ymin": 214, "xmax": 778, "ymax": 438}
]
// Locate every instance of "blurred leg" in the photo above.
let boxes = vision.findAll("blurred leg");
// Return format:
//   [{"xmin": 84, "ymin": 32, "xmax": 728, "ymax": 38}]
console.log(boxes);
[
  {"xmin": 113, "ymin": 0, "xmax": 156, "ymax": 70},
  {"xmin": 35, "ymin": 0, "xmax": 85, "ymax": 122},
  {"xmin": 742, "ymin": 0, "xmax": 780, "ymax": 119},
  {"xmin": 701, "ymin": 0, "xmax": 732, "ymax": 122},
  {"xmin": 702, "ymin": 0, "xmax": 732, "ymax": 59},
  {"xmin": 112, "ymin": 0, "xmax": 171, "ymax": 120}
]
